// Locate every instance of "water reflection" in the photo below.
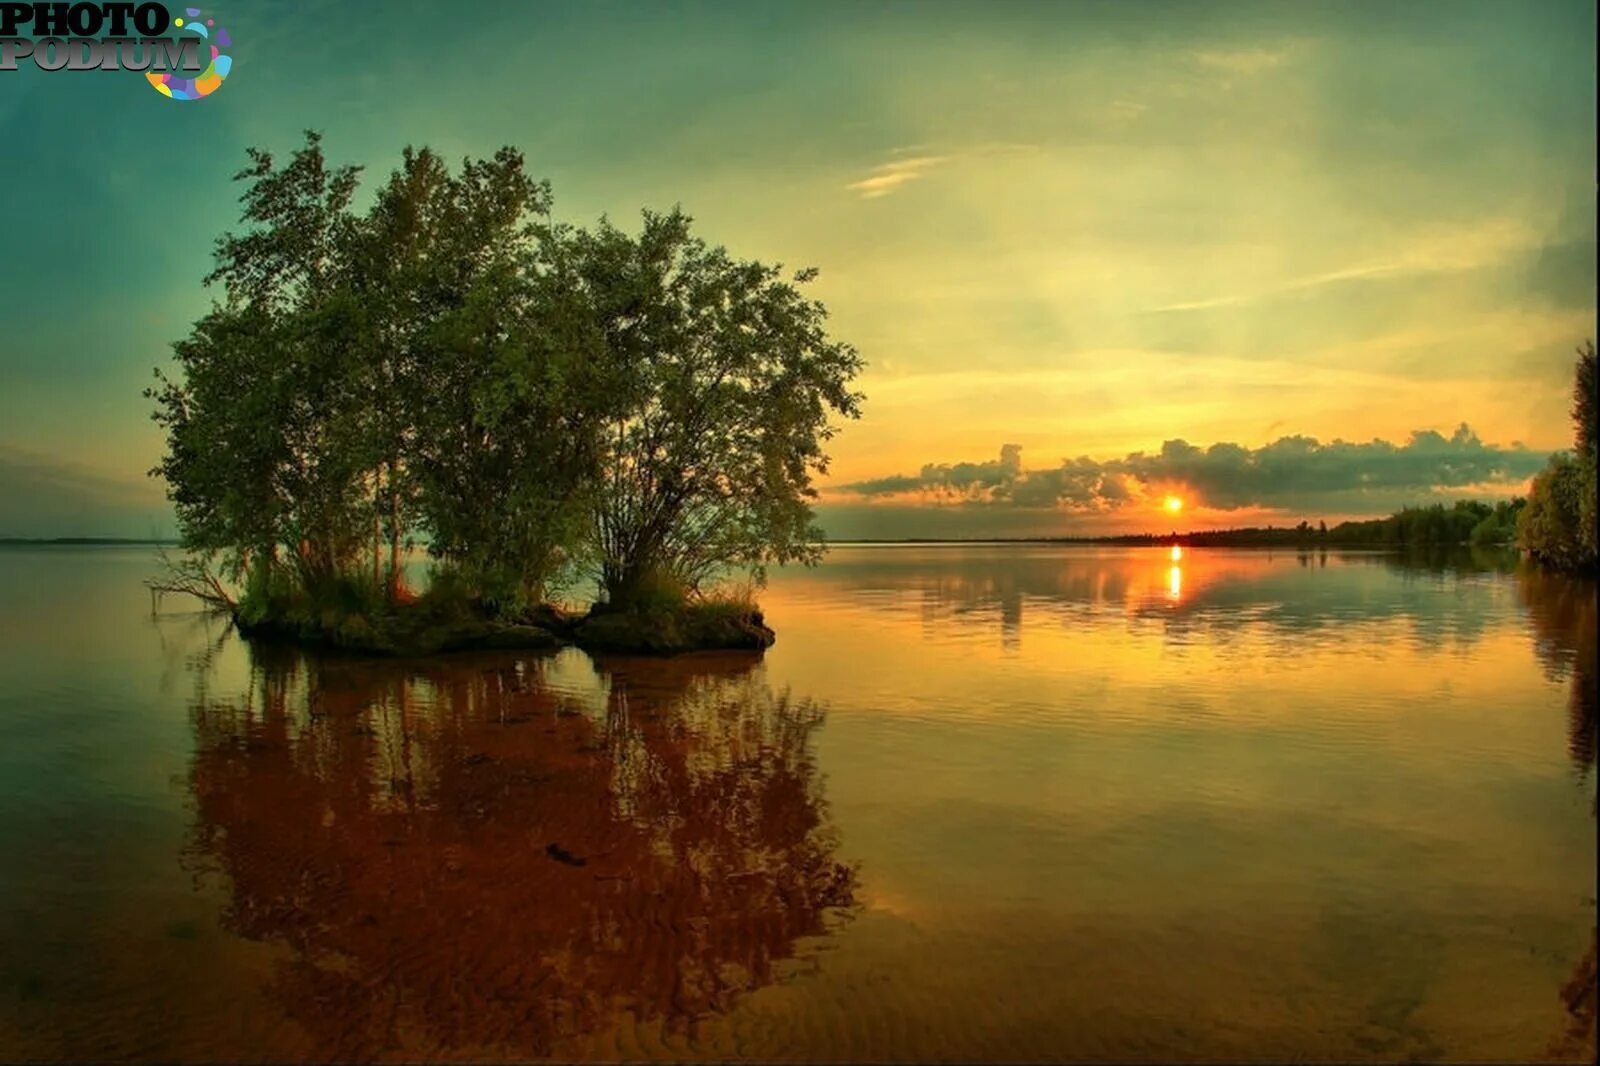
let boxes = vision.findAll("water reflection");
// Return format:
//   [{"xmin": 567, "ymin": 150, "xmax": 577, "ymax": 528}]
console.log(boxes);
[
  {"xmin": 797, "ymin": 545, "xmax": 1526, "ymax": 653},
  {"xmin": 182, "ymin": 645, "xmax": 855, "ymax": 1060},
  {"xmin": 1516, "ymin": 567, "xmax": 1599, "ymax": 1054},
  {"xmin": 1517, "ymin": 567, "xmax": 1598, "ymax": 777},
  {"xmin": 0, "ymin": 545, "xmax": 1591, "ymax": 1062}
]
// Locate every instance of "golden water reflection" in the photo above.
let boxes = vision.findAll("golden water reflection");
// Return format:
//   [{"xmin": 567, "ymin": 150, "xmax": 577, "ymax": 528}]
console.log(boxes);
[
  {"xmin": 183, "ymin": 648, "xmax": 855, "ymax": 1060},
  {"xmin": 0, "ymin": 545, "xmax": 1592, "ymax": 1062}
]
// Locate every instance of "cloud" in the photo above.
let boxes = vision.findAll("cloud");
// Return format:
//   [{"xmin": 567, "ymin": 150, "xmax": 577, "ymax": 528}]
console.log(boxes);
[
  {"xmin": 844, "ymin": 155, "xmax": 950, "ymax": 199},
  {"xmin": 1145, "ymin": 262, "xmax": 1409, "ymax": 313},
  {"xmin": 0, "ymin": 445, "xmax": 169, "ymax": 538},
  {"xmin": 1192, "ymin": 46, "xmax": 1292, "ymax": 76},
  {"xmin": 1143, "ymin": 218, "xmax": 1543, "ymax": 314},
  {"xmin": 833, "ymin": 425, "xmax": 1547, "ymax": 515}
]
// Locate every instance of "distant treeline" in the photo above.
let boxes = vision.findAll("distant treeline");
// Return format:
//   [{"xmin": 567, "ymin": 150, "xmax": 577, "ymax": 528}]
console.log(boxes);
[
  {"xmin": 1160, "ymin": 500, "xmax": 1522, "ymax": 548},
  {"xmin": 0, "ymin": 537, "xmax": 179, "ymax": 546},
  {"xmin": 850, "ymin": 499, "xmax": 1525, "ymax": 549},
  {"xmin": 1286, "ymin": 499, "xmax": 1525, "ymax": 548}
]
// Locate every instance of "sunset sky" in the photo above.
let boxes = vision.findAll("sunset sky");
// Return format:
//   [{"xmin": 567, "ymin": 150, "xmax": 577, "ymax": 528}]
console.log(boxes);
[{"xmin": 0, "ymin": 0, "xmax": 1594, "ymax": 538}]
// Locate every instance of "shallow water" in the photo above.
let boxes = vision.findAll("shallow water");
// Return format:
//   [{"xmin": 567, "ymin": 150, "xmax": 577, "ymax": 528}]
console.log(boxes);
[{"xmin": 0, "ymin": 544, "xmax": 1593, "ymax": 1062}]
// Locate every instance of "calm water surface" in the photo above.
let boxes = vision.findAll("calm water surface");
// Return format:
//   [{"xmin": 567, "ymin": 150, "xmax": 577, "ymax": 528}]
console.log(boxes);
[{"xmin": 0, "ymin": 544, "xmax": 1593, "ymax": 1062}]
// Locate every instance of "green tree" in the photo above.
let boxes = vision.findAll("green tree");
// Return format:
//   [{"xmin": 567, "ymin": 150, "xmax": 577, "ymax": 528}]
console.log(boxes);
[
  {"xmin": 1574, "ymin": 340, "xmax": 1597, "ymax": 558},
  {"xmin": 396, "ymin": 154, "xmax": 615, "ymax": 607},
  {"xmin": 1574, "ymin": 339, "xmax": 1597, "ymax": 460},
  {"xmin": 570, "ymin": 209, "xmax": 864, "ymax": 607},
  {"xmin": 1520, "ymin": 454, "xmax": 1591, "ymax": 569},
  {"xmin": 150, "ymin": 132, "xmax": 369, "ymax": 592},
  {"xmin": 1519, "ymin": 340, "xmax": 1599, "ymax": 571},
  {"xmin": 342, "ymin": 145, "xmax": 603, "ymax": 607},
  {"xmin": 151, "ymin": 137, "xmax": 865, "ymax": 628}
]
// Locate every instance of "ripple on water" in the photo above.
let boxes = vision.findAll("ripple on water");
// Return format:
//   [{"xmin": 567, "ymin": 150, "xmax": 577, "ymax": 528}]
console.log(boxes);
[{"xmin": 0, "ymin": 546, "xmax": 1592, "ymax": 1061}]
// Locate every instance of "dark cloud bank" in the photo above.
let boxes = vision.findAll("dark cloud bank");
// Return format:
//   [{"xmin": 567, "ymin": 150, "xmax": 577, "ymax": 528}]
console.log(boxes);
[{"xmin": 836, "ymin": 424, "xmax": 1547, "ymax": 516}]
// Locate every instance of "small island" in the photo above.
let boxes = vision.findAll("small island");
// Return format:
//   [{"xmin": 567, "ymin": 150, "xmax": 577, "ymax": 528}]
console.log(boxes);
[{"xmin": 145, "ymin": 135, "xmax": 863, "ymax": 656}]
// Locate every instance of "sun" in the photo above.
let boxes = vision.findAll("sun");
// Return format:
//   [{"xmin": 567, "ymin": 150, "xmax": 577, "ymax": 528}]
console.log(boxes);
[{"xmin": 1163, "ymin": 495, "xmax": 1183, "ymax": 514}]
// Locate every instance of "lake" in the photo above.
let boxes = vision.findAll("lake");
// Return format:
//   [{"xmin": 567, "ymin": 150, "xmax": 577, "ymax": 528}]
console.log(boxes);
[{"xmin": 0, "ymin": 543, "xmax": 1593, "ymax": 1062}]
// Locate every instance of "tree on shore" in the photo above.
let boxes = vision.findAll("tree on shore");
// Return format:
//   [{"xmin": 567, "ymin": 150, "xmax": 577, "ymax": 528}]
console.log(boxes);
[{"xmin": 1518, "ymin": 341, "xmax": 1598, "ymax": 572}]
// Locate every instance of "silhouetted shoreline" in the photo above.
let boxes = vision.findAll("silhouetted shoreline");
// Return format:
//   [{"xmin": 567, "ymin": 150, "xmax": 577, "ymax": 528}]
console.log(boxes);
[
  {"xmin": 827, "ymin": 535, "xmax": 1513, "ymax": 548},
  {"xmin": 0, "ymin": 535, "xmax": 1515, "ymax": 550},
  {"xmin": 0, "ymin": 537, "xmax": 179, "ymax": 546}
]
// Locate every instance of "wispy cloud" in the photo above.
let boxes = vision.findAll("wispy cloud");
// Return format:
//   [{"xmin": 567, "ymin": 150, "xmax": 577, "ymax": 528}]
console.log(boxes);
[
  {"xmin": 845, "ymin": 155, "xmax": 950, "ymax": 199},
  {"xmin": 0, "ymin": 444, "xmax": 166, "ymax": 538},
  {"xmin": 1192, "ymin": 46, "xmax": 1292, "ymax": 76},
  {"xmin": 1144, "ymin": 219, "xmax": 1543, "ymax": 314},
  {"xmin": 1147, "ymin": 262, "xmax": 1408, "ymax": 313}
]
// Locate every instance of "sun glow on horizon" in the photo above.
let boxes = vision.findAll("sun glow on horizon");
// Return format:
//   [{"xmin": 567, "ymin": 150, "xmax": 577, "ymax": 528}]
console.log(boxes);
[{"xmin": 1163, "ymin": 495, "xmax": 1184, "ymax": 514}]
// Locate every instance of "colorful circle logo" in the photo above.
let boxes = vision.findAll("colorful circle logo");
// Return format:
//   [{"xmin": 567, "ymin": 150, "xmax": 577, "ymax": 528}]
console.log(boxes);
[{"xmin": 147, "ymin": 9, "xmax": 231, "ymax": 100}]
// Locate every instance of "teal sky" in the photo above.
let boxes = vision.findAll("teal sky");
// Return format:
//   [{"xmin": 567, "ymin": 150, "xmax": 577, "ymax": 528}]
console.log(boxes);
[{"xmin": 0, "ymin": 0, "xmax": 1594, "ymax": 538}]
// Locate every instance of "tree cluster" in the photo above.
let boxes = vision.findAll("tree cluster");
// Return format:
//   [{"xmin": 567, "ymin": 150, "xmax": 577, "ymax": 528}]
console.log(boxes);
[
  {"xmin": 149, "ymin": 133, "xmax": 863, "ymax": 616},
  {"xmin": 1323, "ymin": 499, "xmax": 1525, "ymax": 548},
  {"xmin": 1517, "ymin": 341, "xmax": 1598, "ymax": 572}
]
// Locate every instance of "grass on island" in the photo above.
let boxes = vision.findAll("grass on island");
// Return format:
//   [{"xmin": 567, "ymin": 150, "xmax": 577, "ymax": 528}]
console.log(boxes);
[{"xmin": 225, "ymin": 564, "xmax": 773, "ymax": 658}]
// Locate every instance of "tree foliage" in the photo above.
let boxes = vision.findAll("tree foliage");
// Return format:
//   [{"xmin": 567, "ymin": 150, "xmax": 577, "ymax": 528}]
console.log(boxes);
[
  {"xmin": 1518, "ymin": 341, "xmax": 1599, "ymax": 572},
  {"xmin": 1574, "ymin": 339, "xmax": 1597, "ymax": 460},
  {"xmin": 1146, "ymin": 499, "xmax": 1524, "ymax": 548},
  {"xmin": 570, "ymin": 210, "xmax": 864, "ymax": 604},
  {"xmin": 149, "ymin": 134, "xmax": 862, "ymax": 617},
  {"xmin": 1520, "ymin": 454, "xmax": 1593, "ymax": 570}
]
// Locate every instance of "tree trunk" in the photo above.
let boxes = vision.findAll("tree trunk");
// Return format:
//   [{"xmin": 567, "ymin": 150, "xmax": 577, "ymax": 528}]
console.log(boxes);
[{"xmin": 387, "ymin": 461, "xmax": 403, "ymax": 601}]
